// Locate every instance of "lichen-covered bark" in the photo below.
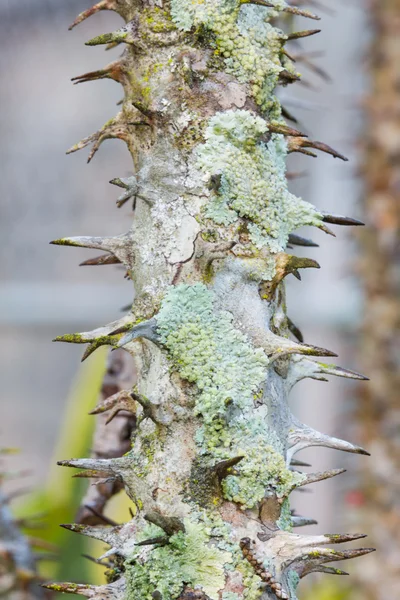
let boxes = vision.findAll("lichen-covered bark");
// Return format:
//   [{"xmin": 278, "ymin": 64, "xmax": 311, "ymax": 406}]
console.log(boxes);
[
  {"xmin": 352, "ymin": 1, "xmax": 400, "ymax": 598},
  {"xmin": 46, "ymin": 1, "xmax": 374, "ymax": 599}
]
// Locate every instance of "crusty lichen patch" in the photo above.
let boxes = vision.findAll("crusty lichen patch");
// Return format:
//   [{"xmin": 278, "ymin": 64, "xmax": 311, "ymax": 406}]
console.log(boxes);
[
  {"xmin": 170, "ymin": 0, "xmax": 292, "ymax": 109},
  {"xmin": 197, "ymin": 110, "xmax": 322, "ymax": 252},
  {"xmin": 125, "ymin": 520, "xmax": 231, "ymax": 600},
  {"xmin": 156, "ymin": 283, "xmax": 303, "ymax": 508}
]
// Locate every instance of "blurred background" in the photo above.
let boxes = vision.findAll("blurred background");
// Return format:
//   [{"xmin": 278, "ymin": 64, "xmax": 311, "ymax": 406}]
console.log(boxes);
[{"xmin": 0, "ymin": 0, "xmax": 398, "ymax": 598}]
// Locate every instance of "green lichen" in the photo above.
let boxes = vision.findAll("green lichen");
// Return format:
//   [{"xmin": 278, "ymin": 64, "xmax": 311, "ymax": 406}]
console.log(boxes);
[
  {"xmin": 125, "ymin": 520, "xmax": 231, "ymax": 600},
  {"xmin": 156, "ymin": 283, "xmax": 302, "ymax": 508},
  {"xmin": 221, "ymin": 437, "xmax": 303, "ymax": 508},
  {"xmin": 223, "ymin": 593, "xmax": 241, "ymax": 600},
  {"xmin": 197, "ymin": 110, "xmax": 322, "ymax": 252},
  {"xmin": 170, "ymin": 0, "xmax": 291, "ymax": 109}
]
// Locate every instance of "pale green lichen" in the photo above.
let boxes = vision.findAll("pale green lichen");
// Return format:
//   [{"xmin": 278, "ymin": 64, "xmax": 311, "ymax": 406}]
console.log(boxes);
[
  {"xmin": 197, "ymin": 110, "xmax": 322, "ymax": 252},
  {"xmin": 170, "ymin": 0, "xmax": 291, "ymax": 109},
  {"xmin": 286, "ymin": 570, "xmax": 300, "ymax": 597},
  {"xmin": 125, "ymin": 520, "xmax": 231, "ymax": 600},
  {"xmin": 157, "ymin": 283, "xmax": 269, "ymax": 426},
  {"xmin": 223, "ymin": 593, "xmax": 241, "ymax": 600},
  {"xmin": 156, "ymin": 283, "xmax": 303, "ymax": 508}
]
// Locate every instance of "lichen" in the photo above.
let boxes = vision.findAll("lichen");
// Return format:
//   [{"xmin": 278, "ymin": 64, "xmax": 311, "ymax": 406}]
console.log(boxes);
[
  {"xmin": 156, "ymin": 283, "xmax": 302, "ymax": 508},
  {"xmin": 286, "ymin": 570, "xmax": 300, "ymax": 597},
  {"xmin": 125, "ymin": 520, "xmax": 231, "ymax": 600},
  {"xmin": 170, "ymin": 1, "xmax": 291, "ymax": 109},
  {"xmin": 156, "ymin": 283, "xmax": 269, "ymax": 427},
  {"xmin": 197, "ymin": 110, "xmax": 322, "ymax": 252}
]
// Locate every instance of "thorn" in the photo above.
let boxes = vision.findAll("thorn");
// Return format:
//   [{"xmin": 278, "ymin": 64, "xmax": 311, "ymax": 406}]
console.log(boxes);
[
  {"xmin": 305, "ymin": 547, "xmax": 376, "ymax": 564},
  {"xmin": 297, "ymin": 468, "xmax": 346, "ymax": 488},
  {"xmin": 297, "ymin": 56, "xmax": 332, "ymax": 83},
  {"xmin": 308, "ymin": 566, "xmax": 349, "ymax": 576},
  {"xmin": 281, "ymin": 106, "xmax": 298, "ymax": 123},
  {"xmin": 297, "ymin": 148, "xmax": 318, "ymax": 158},
  {"xmin": 42, "ymin": 582, "xmax": 95, "ymax": 597},
  {"xmin": 317, "ymin": 222, "xmax": 336, "ymax": 237},
  {"xmin": 89, "ymin": 389, "xmax": 137, "ymax": 425},
  {"xmin": 268, "ymin": 337, "xmax": 337, "ymax": 364},
  {"xmin": 315, "ymin": 362, "xmax": 369, "ymax": 381},
  {"xmin": 135, "ymin": 535, "xmax": 169, "ymax": 547},
  {"xmin": 213, "ymin": 456, "xmax": 244, "ymax": 480},
  {"xmin": 290, "ymin": 459, "xmax": 311, "ymax": 467},
  {"xmin": 267, "ymin": 122, "xmax": 307, "ymax": 137},
  {"xmin": 288, "ymin": 234, "xmax": 319, "ymax": 247},
  {"xmin": 83, "ymin": 505, "xmax": 119, "ymax": 526},
  {"xmin": 60, "ymin": 523, "xmax": 122, "ymax": 546},
  {"xmin": 287, "ymin": 29, "xmax": 321, "ymax": 41},
  {"xmin": 82, "ymin": 554, "xmax": 112, "ymax": 568},
  {"xmin": 110, "ymin": 176, "xmax": 138, "ymax": 208},
  {"xmin": 69, "ymin": 469, "xmax": 103, "ymax": 481},
  {"xmin": 322, "ymin": 213, "xmax": 365, "ymax": 227},
  {"xmin": 260, "ymin": 253, "xmax": 320, "ymax": 300},
  {"xmin": 80, "ymin": 254, "xmax": 121, "ymax": 266},
  {"xmin": 66, "ymin": 114, "xmax": 132, "ymax": 163},
  {"xmin": 282, "ymin": 5, "xmax": 320, "ymax": 20},
  {"xmin": 279, "ymin": 69, "xmax": 301, "ymax": 84},
  {"xmin": 287, "ymin": 318, "xmax": 303, "ymax": 343},
  {"xmin": 69, "ymin": 1, "xmax": 116, "ymax": 30},
  {"xmin": 144, "ymin": 512, "xmax": 185, "ymax": 536},
  {"xmin": 288, "ymin": 421, "xmax": 370, "ymax": 459},
  {"xmin": 288, "ymin": 137, "xmax": 348, "ymax": 161},
  {"xmin": 50, "ymin": 232, "xmax": 134, "ymax": 271},
  {"xmin": 85, "ymin": 22, "xmax": 137, "ymax": 47},
  {"xmin": 292, "ymin": 269, "xmax": 301, "ymax": 281},
  {"xmin": 71, "ymin": 61, "xmax": 123, "ymax": 85},
  {"xmin": 57, "ymin": 458, "xmax": 117, "ymax": 477},
  {"xmin": 323, "ymin": 533, "xmax": 368, "ymax": 544},
  {"xmin": 292, "ymin": 516, "xmax": 318, "ymax": 527},
  {"xmin": 240, "ymin": 0, "xmax": 320, "ymax": 19},
  {"xmin": 287, "ymin": 170, "xmax": 308, "ymax": 180},
  {"xmin": 117, "ymin": 318, "xmax": 160, "ymax": 347}
]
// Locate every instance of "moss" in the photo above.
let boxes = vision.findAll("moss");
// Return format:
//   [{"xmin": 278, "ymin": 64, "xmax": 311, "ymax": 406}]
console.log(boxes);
[
  {"xmin": 125, "ymin": 520, "xmax": 231, "ymax": 600},
  {"xmin": 197, "ymin": 110, "xmax": 322, "ymax": 252}
]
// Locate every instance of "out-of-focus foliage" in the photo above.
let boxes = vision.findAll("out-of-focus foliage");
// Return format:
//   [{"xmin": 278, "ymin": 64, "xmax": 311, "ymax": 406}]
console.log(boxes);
[{"xmin": 15, "ymin": 350, "xmax": 108, "ymax": 585}]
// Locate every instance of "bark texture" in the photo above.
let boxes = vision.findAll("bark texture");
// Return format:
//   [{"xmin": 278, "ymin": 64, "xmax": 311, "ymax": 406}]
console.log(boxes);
[
  {"xmin": 352, "ymin": 1, "xmax": 400, "ymax": 598},
  {"xmin": 46, "ymin": 1, "xmax": 373, "ymax": 599}
]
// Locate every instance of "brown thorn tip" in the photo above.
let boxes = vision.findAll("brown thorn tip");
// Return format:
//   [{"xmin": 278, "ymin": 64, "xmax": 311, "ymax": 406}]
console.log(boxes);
[
  {"xmin": 322, "ymin": 214, "xmax": 365, "ymax": 226},
  {"xmin": 287, "ymin": 29, "xmax": 321, "ymax": 41}
]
